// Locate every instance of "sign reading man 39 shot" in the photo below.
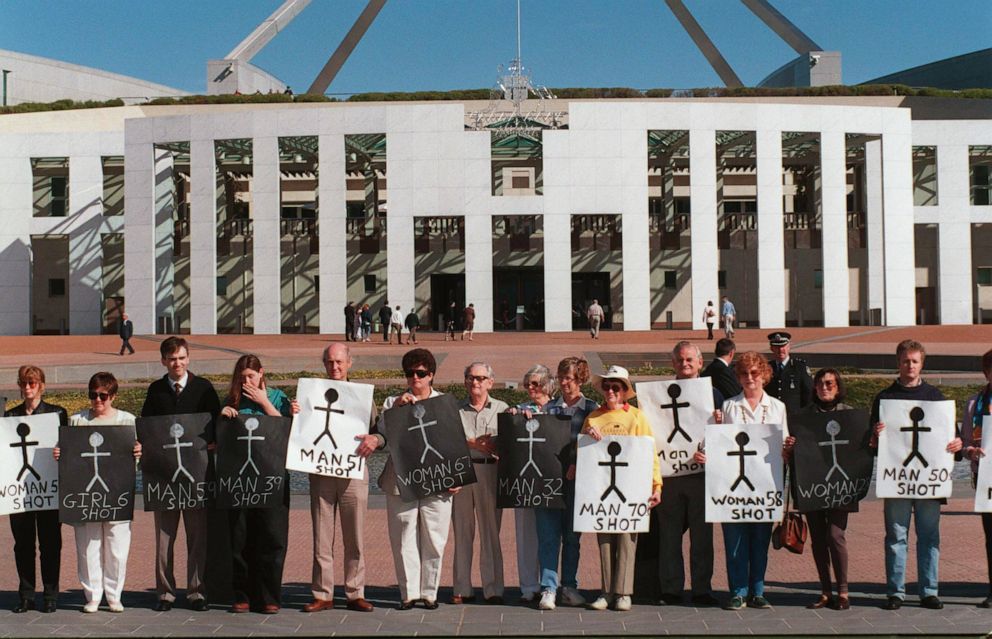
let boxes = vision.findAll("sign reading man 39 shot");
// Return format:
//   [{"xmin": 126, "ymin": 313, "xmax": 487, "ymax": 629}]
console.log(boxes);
[
  {"xmin": 59, "ymin": 425, "xmax": 136, "ymax": 524},
  {"xmin": 876, "ymin": 400, "xmax": 955, "ymax": 499},
  {"xmin": 287, "ymin": 378, "xmax": 373, "ymax": 479},
  {"xmin": 974, "ymin": 417, "xmax": 992, "ymax": 511},
  {"xmin": 0, "ymin": 413, "xmax": 60, "ymax": 515},
  {"xmin": 637, "ymin": 378, "xmax": 714, "ymax": 477},
  {"xmin": 704, "ymin": 423, "xmax": 784, "ymax": 523},
  {"xmin": 137, "ymin": 413, "xmax": 211, "ymax": 511},
  {"xmin": 496, "ymin": 413, "xmax": 571, "ymax": 509},
  {"xmin": 573, "ymin": 435, "xmax": 655, "ymax": 533},
  {"xmin": 383, "ymin": 394, "xmax": 476, "ymax": 501},
  {"xmin": 791, "ymin": 410, "xmax": 873, "ymax": 511},
  {"xmin": 214, "ymin": 415, "xmax": 289, "ymax": 509}
]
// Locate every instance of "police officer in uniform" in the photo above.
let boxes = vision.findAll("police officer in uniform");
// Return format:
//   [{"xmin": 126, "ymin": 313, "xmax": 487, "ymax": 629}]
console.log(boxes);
[{"xmin": 765, "ymin": 331, "xmax": 813, "ymax": 414}]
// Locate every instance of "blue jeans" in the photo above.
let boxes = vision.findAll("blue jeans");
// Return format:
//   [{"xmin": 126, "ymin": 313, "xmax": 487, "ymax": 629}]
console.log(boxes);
[
  {"xmin": 534, "ymin": 484, "xmax": 580, "ymax": 591},
  {"xmin": 722, "ymin": 522, "xmax": 772, "ymax": 598},
  {"xmin": 884, "ymin": 498, "xmax": 940, "ymax": 599}
]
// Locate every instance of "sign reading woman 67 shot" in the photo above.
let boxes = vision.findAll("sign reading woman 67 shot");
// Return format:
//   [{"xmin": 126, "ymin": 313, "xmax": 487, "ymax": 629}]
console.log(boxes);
[
  {"xmin": 0, "ymin": 413, "xmax": 60, "ymax": 515},
  {"xmin": 876, "ymin": 400, "xmax": 955, "ymax": 499},
  {"xmin": 214, "ymin": 415, "xmax": 290, "ymax": 509},
  {"xmin": 636, "ymin": 378, "xmax": 714, "ymax": 477},
  {"xmin": 287, "ymin": 378, "xmax": 373, "ymax": 479},
  {"xmin": 573, "ymin": 435, "xmax": 655, "ymax": 533},
  {"xmin": 58, "ymin": 425, "xmax": 136, "ymax": 524},
  {"xmin": 704, "ymin": 423, "xmax": 784, "ymax": 523}
]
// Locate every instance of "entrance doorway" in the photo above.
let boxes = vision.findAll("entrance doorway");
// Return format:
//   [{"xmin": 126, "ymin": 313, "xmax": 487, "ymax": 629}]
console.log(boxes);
[
  {"xmin": 31, "ymin": 235, "xmax": 70, "ymax": 335},
  {"xmin": 571, "ymin": 272, "xmax": 612, "ymax": 330},
  {"xmin": 493, "ymin": 267, "xmax": 544, "ymax": 330},
  {"xmin": 916, "ymin": 286, "xmax": 937, "ymax": 325},
  {"xmin": 430, "ymin": 273, "xmax": 465, "ymax": 332}
]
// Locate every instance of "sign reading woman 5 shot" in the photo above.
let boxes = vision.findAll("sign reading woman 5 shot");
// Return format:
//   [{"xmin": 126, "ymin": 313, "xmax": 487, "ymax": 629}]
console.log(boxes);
[
  {"xmin": 704, "ymin": 423, "xmax": 784, "ymax": 523},
  {"xmin": 975, "ymin": 416, "xmax": 992, "ymax": 512},
  {"xmin": 876, "ymin": 400, "xmax": 955, "ymax": 499},
  {"xmin": 287, "ymin": 378, "xmax": 373, "ymax": 479},
  {"xmin": 636, "ymin": 378, "xmax": 714, "ymax": 477},
  {"xmin": 573, "ymin": 435, "xmax": 655, "ymax": 533},
  {"xmin": 0, "ymin": 413, "xmax": 59, "ymax": 515}
]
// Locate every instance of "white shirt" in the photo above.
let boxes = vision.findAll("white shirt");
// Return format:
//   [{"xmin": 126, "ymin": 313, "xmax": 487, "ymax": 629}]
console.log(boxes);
[
  {"xmin": 721, "ymin": 391, "xmax": 789, "ymax": 436},
  {"xmin": 167, "ymin": 372, "xmax": 189, "ymax": 394},
  {"xmin": 391, "ymin": 309, "xmax": 404, "ymax": 324}
]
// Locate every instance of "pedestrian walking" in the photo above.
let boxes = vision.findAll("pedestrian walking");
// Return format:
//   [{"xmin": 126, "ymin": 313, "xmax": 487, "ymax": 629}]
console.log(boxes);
[
  {"xmin": 118, "ymin": 313, "xmax": 134, "ymax": 355},
  {"xmin": 702, "ymin": 301, "xmax": 717, "ymax": 340}
]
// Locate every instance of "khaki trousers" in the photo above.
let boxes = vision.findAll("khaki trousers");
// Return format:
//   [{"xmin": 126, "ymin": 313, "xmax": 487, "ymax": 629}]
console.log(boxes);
[
  {"xmin": 451, "ymin": 462, "xmax": 504, "ymax": 598},
  {"xmin": 309, "ymin": 474, "xmax": 368, "ymax": 601},
  {"xmin": 154, "ymin": 509, "xmax": 207, "ymax": 602},
  {"xmin": 386, "ymin": 492, "xmax": 453, "ymax": 602},
  {"xmin": 515, "ymin": 508, "xmax": 540, "ymax": 596},
  {"xmin": 598, "ymin": 532, "xmax": 637, "ymax": 596}
]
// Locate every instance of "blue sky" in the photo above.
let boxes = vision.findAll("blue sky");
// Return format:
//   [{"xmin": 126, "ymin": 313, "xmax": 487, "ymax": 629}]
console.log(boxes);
[{"xmin": 2, "ymin": 1, "xmax": 989, "ymax": 95}]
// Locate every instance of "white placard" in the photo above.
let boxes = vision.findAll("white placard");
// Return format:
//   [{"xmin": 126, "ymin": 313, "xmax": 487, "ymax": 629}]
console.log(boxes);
[
  {"xmin": 0, "ymin": 413, "xmax": 60, "ymax": 515},
  {"xmin": 876, "ymin": 399, "xmax": 955, "ymax": 499},
  {"xmin": 573, "ymin": 435, "xmax": 655, "ymax": 533},
  {"xmin": 975, "ymin": 416, "xmax": 992, "ymax": 512},
  {"xmin": 636, "ymin": 378, "xmax": 714, "ymax": 477},
  {"xmin": 704, "ymin": 423, "xmax": 784, "ymax": 523},
  {"xmin": 286, "ymin": 378, "xmax": 374, "ymax": 479}
]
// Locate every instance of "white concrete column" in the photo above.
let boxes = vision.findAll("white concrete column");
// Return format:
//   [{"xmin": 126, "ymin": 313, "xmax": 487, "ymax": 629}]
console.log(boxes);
[
  {"xmin": 0, "ymin": 153, "xmax": 32, "ymax": 334},
  {"xmin": 544, "ymin": 213, "xmax": 571, "ymax": 332},
  {"xmin": 123, "ymin": 124, "xmax": 156, "ymax": 334},
  {"xmin": 690, "ymin": 129, "xmax": 718, "ymax": 330},
  {"xmin": 880, "ymin": 123, "xmax": 916, "ymax": 325},
  {"xmin": 318, "ymin": 133, "xmax": 345, "ymax": 334},
  {"xmin": 153, "ymin": 149, "xmax": 176, "ymax": 332},
  {"xmin": 385, "ymin": 210, "xmax": 415, "ymax": 313},
  {"xmin": 463, "ymin": 213, "xmax": 493, "ymax": 332},
  {"xmin": 864, "ymin": 140, "xmax": 885, "ymax": 321},
  {"xmin": 820, "ymin": 131, "xmax": 850, "ymax": 327},
  {"xmin": 68, "ymin": 155, "xmax": 105, "ymax": 335},
  {"xmin": 189, "ymin": 138, "xmax": 217, "ymax": 334},
  {"xmin": 936, "ymin": 144, "xmax": 972, "ymax": 324},
  {"xmin": 252, "ymin": 135, "xmax": 281, "ymax": 334},
  {"xmin": 755, "ymin": 129, "xmax": 785, "ymax": 328},
  {"xmin": 621, "ymin": 207, "xmax": 651, "ymax": 331}
]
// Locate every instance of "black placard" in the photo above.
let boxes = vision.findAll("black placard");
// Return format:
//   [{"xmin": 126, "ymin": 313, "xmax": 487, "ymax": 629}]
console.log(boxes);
[
  {"xmin": 496, "ymin": 413, "xmax": 571, "ymax": 509},
  {"xmin": 58, "ymin": 425, "xmax": 136, "ymax": 523},
  {"xmin": 137, "ymin": 413, "xmax": 211, "ymax": 511},
  {"xmin": 791, "ymin": 409, "xmax": 873, "ymax": 512},
  {"xmin": 383, "ymin": 394, "xmax": 476, "ymax": 501},
  {"xmin": 214, "ymin": 415, "xmax": 289, "ymax": 509}
]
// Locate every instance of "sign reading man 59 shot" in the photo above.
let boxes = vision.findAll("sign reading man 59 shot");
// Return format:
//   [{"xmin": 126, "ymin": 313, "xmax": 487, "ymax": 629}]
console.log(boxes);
[
  {"xmin": 704, "ymin": 423, "xmax": 784, "ymax": 523},
  {"xmin": 496, "ymin": 413, "xmax": 571, "ymax": 509},
  {"xmin": 214, "ymin": 415, "xmax": 290, "ymax": 509},
  {"xmin": 137, "ymin": 413, "xmax": 211, "ymax": 511},
  {"xmin": 59, "ymin": 425, "xmax": 136, "ymax": 524},
  {"xmin": 636, "ymin": 378, "xmax": 714, "ymax": 477},
  {"xmin": 876, "ymin": 400, "xmax": 955, "ymax": 499},
  {"xmin": 573, "ymin": 435, "xmax": 655, "ymax": 533},
  {"xmin": 974, "ymin": 417, "xmax": 992, "ymax": 511},
  {"xmin": 0, "ymin": 413, "xmax": 60, "ymax": 515},
  {"xmin": 287, "ymin": 378, "xmax": 373, "ymax": 479}
]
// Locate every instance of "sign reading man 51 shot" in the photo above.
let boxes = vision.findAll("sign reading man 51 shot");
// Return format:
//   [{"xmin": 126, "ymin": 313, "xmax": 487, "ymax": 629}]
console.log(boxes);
[
  {"xmin": 0, "ymin": 413, "xmax": 60, "ymax": 515},
  {"xmin": 214, "ymin": 415, "xmax": 290, "ymax": 509},
  {"xmin": 636, "ymin": 378, "xmax": 714, "ymax": 477},
  {"xmin": 790, "ymin": 410, "xmax": 873, "ymax": 511},
  {"xmin": 974, "ymin": 416, "xmax": 992, "ymax": 511},
  {"xmin": 59, "ymin": 425, "xmax": 136, "ymax": 524},
  {"xmin": 287, "ymin": 378, "xmax": 373, "ymax": 479},
  {"xmin": 496, "ymin": 413, "xmax": 571, "ymax": 509},
  {"xmin": 137, "ymin": 413, "xmax": 211, "ymax": 511},
  {"xmin": 704, "ymin": 423, "xmax": 784, "ymax": 523},
  {"xmin": 876, "ymin": 400, "xmax": 955, "ymax": 499},
  {"xmin": 573, "ymin": 435, "xmax": 655, "ymax": 533}
]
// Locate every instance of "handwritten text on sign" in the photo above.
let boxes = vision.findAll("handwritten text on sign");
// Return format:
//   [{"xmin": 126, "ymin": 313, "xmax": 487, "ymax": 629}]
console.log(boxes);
[
  {"xmin": 704, "ymin": 423, "xmax": 784, "ymax": 523},
  {"xmin": 975, "ymin": 416, "xmax": 992, "ymax": 512},
  {"xmin": 287, "ymin": 378, "xmax": 373, "ymax": 479},
  {"xmin": 214, "ymin": 415, "xmax": 290, "ymax": 509},
  {"xmin": 0, "ymin": 414, "xmax": 60, "ymax": 515},
  {"xmin": 636, "ymin": 378, "xmax": 714, "ymax": 477},
  {"xmin": 876, "ymin": 400, "xmax": 955, "ymax": 499},
  {"xmin": 790, "ymin": 410, "xmax": 873, "ymax": 512},
  {"xmin": 137, "ymin": 413, "xmax": 211, "ymax": 511},
  {"xmin": 573, "ymin": 435, "xmax": 655, "ymax": 533},
  {"xmin": 59, "ymin": 425, "xmax": 136, "ymax": 524},
  {"xmin": 496, "ymin": 413, "xmax": 570, "ymax": 509}
]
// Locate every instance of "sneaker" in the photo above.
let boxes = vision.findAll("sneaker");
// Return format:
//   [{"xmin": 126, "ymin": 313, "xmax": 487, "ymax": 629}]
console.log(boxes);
[
  {"xmin": 748, "ymin": 595, "xmax": 771, "ymax": 609},
  {"xmin": 83, "ymin": 601, "xmax": 99, "ymax": 613},
  {"xmin": 613, "ymin": 595, "xmax": 632, "ymax": 612},
  {"xmin": 587, "ymin": 594, "xmax": 609, "ymax": 611},
  {"xmin": 107, "ymin": 600, "xmax": 124, "ymax": 613},
  {"xmin": 724, "ymin": 595, "xmax": 746, "ymax": 611},
  {"xmin": 559, "ymin": 587, "xmax": 586, "ymax": 607},
  {"xmin": 920, "ymin": 596, "xmax": 944, "ymax": 610},
  {"xmin": 538, "ymin": 590, "xmax": 556, "ymax": 611}
]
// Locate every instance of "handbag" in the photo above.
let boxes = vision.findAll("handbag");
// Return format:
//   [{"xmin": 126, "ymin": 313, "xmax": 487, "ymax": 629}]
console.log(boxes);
[{"xmin": 772, "ymin": 468, "xmax": 807, "ymax": 554}]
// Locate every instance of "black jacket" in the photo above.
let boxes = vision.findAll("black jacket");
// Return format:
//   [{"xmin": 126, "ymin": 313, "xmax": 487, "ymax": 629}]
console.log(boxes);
[
  {"xmin": 702, "ymin": 357, "xmax": 742, "ymax": 400},
  {"xmin": 765, "ymin": 357, "xmax": 813, "ymax": 415},
  {"xmin": 119, "ymin": 319, "xmax": 133, "ymax": 340},
  {"xmin": 5, "ymin": 399, "xmax": 69, "ymax": 426},
  {"xmin": 141, "ymin": 372, "xmax": 221, "ymax": 440}
]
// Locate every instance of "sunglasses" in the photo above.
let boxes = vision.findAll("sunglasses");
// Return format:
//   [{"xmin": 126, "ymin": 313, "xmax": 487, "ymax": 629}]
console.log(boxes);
[
  {"xmin": 466, "ymin": 375, "xmax": 490, "ymax": 383},
  {"xmin": 404, "ymin": 369, "xmax": 431, "ymax": 379},
  {"xmin": 88, "ymin": 391, "xmax": 111, "ymax": 401},
  {"xmin": 601, "ymin": 383, "xmax": 626, "ymax": 393},
  {"xmin": 526, "ymin": 380, "xmax": 543, "ymax": 388},
  {"xmin": 816, "ymin": 380, "xmax": 837, "ymax": 388}
]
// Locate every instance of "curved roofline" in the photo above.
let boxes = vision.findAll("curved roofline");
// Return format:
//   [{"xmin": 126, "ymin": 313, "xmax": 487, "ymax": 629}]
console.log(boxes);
[{"xmin": 0, "ymin": 48, "xmax": 188, "ymax": 96}]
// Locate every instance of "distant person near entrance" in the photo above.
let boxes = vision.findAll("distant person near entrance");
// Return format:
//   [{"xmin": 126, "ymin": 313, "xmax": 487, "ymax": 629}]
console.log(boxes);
[
  {"xmin": 702, "ymin": 301, "xmax": 717, "ymax": 340},
  {"xmin": 461, "ymin": 303, "xmax": 476, "ymax": 341},
  {"xmin": 720, "ymin": 296, "xmax": 736, "ymax": 339},
  {"xmin": 587, "ymin": 299, "xmax": 605, "ymax": 339},
  {"xmin": 378, "ymin": 302, "xmax": 392, "ymax": 343},
  {"xmin": 118, "ymin": 313, "xmax": 135, "ymax": 355},
  {"xmin": 390, "ymin": 305, "xmax": 404, "ymax": 345}
]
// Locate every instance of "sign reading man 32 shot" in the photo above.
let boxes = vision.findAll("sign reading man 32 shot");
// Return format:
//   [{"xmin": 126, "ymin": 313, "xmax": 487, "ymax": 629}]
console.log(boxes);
[
  {"xmin": 974, "ymin": 417, "xmax": 992, "ymax": 512},
  {"xmin": 0, "ymin": 413, "xmax": 60, "ymax": 515},
  {"xmin": 791, "ymin": 410, "xmax": 873, "ymax": 512},
  {"xmin": 573, "ymin": 435, "xmax": 655, "ymax": 533},
  {"xmin": 383, "ymin": 394, "xmax": 476, "ymax": 501},
  {"xmin": 876, "ymin": 400, "xmax": 955, "ymax": 499},
  {"xmin": 496, "ymin": 413, "xmax": 571, "ymax": 509},
  {"xmin": 214, "ymin": 415, "xmax": 290, "ymax": 509},
  {"xmin": 137, "ymin": 413, "xmax": 211, "ymax": 511},
  {"xmin": 287, "ymin": 378, "xmax": 373, "ymax": 479},
  {"xmin": 637, "ymin": 378, "xmax": 714, "ymax": 477},
  {"xmin": 704, "ymin": 423, "xmax": 784, "ymax": 523},
  {"xmin": 58, "ymin": 425, "xmax": 136, "ymax": 524}
]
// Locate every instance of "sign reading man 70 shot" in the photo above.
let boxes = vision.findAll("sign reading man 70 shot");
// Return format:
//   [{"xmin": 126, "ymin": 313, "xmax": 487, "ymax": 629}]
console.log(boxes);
[
  {"xmin": 573, "ymin": 435, "xmax": 655, "ymax": 534},
  {"xmin": 876, "ymin": 400, "xmax": 955, "ymax": 499},
  {"xmin": 287, "ymin": 378, "xmax": 374, "ymax": 479}
]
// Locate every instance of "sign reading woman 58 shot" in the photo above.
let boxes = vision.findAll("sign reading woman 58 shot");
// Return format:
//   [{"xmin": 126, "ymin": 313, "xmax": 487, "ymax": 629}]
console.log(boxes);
[
  {"xmin": 0, "ymin": 414, "xmax": 60, "ymax": 515},
  {"xmin": 704, "ymin": 423, "xmax": 784, "ymax": 523}
]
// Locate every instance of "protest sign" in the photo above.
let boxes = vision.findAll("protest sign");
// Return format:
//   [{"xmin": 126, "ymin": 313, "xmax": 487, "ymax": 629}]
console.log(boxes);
[
  {"xmin": 636, "ymin": 378, "xmax": 713, "ymax": 477},
  {"xmin": 214, "ymin": 415, "xmax": 290, "ymax": 508},
  {"xmin": 876, "ymin": 400, "xmax": 955, "ymax": 499},
  {"xmin": 496, "ymin": 413, "xmax": 571, "ymax": 509},
  {"xmin": 704, "ymin": 423, "xmax": 784, "ymax": 523},
  {"xmin": 0, "ymin": 413, "xmax": 60, "ymax": 515},
  {"xmin": 59, "ymin": 425, "xmax": 136, "ymax": 524},
  {"xmin": 287, "ymin": 378, "xmax": 373, "ymax": 479},
  {"xmin": 975, "ymin": 416, "xmax": 992, "ymax": 512},
  {"xmin": 573, "ymin": 435, "xmax": 655, "ymax": 533},
  {"xmin": 790, "ymin": 410, "xmax": 872, "ymax": 511},
  {"xmin": 137, "ymin": 413, "xmax": 211, "ymax": 511}
]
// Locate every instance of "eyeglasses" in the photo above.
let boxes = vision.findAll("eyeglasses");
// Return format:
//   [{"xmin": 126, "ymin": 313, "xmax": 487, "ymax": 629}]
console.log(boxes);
[
  {"xmin": 742, "ymin": 369, "xmax": 763, "ymax": 378},
  {"xmin": 526, "ymin": 380, "xmax": 543, "ymax": 389},
  {"xmin": 88, "ymin": 391, "xmax": 111, "ymax": 401},
  {"xmin": 557, "ymin": 375, "xmax": 576, "ymax": 383},
  {"xmin": 17, "ymin": 380, "xmax": 40, "ymax": 387},
  {"xmin": 466, "ymin": 375, "xmax": 490, "ymax": 383},
  {"xmin": 601, "ymin": 383, "xmax": 625, "ymax": 393},
  {"xmin": 404, "ymin": 369, "xmax": 431, "ymax": 379}
]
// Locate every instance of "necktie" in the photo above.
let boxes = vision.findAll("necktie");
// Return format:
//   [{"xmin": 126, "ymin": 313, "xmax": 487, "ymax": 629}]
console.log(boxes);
[{"xmin": 174, "ymin": 382, "xmax": 182, "ymax": 397}]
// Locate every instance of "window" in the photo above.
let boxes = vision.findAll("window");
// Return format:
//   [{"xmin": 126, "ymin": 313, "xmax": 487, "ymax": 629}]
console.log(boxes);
[
  {"xmin": 663, "ymin": 270, "xmax": 677, "ymax": 289},
  {"xmin": 913, "ymin": 146, "xmax": 938, "ymax": 206},
  {"xmin": 814, "ymin": 270, "xmax": 823, "ymax": 289},
  {"xmin": 364, "ymin": 274, "xmax": 377, "ymax": 293},
  {"xmin": 978, "ymin": 267, "xmax": 992, "ymax": 286},
  {"xmin": 346, "ymin": 202, "xmax": 366, "ymax": 219},
  {"xmin": 718, "ymin": 270, "xmax": 727, "ymax": 289},
  {"xmin": 50, "ymin": 177, "xmax": 67, "ymax": 217},
  {"xmin": 48, "ymin": 278, "xmax": 65, "ymax": 297},
  {"xmin": 216, "ymin": 275, "xmax": 228, "ymax": 296}
]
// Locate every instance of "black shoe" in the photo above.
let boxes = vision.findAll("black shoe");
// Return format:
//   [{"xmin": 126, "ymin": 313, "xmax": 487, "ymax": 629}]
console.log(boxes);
[
  {"xmin": 658, "ymin": 593, "xmax": 682, "ymax": 606},
  {"xmin": 155, "ymin": 600, "xmax": 173, "ymax": 612},
  {"xmin": 13, "ymin": 599, "xmax": 34, "ymax": 613},
  {"xmin": 882, "ymin": 596, "xmax": 902, "ymax": 610},
  {"xmin": 190, "ymin": 599, "xmax": 208, "ymax": 612},
  {"xmin": 396, "ymin": 600, "xmax": 415, "ymax": 611},
  {"xmin": 691, "ymin": 593, "xmax": 720, "ymax": 606},
  {"xmin": 979, "ymin": 595, "xmax": 992, "ymax": 609},
  {"xmin": 42, "ymin": 600, "xmax": 56, "ymax": 613},
  {"xmin": 423, "ymin": 600, "xmax": 439, "ymax": 610},
  {"xmin": 921, "ymin": 596, "xmax": 944, "ymax": 610}
]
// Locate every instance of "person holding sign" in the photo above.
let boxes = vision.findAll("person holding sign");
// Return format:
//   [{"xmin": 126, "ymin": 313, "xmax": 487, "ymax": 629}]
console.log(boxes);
[
  {"xmin": 694, "ymin": 352, "xmax": 791, "ymax": 611},
  {"xmin": 54, "ymin": 372, "xmax": 140, "ymax": 613},
  {"xmin": 963, "ymin": 348, "xmax": 992, "ymax": 609},
  {"xmin": 869, "ymin": 340, "xmax": 961, "ymax": 611},
  {"xmin": 6, "ymin": 365, "xmax": 67, "ymax": 613},
  {"xmin": 377, "ymin": 348, "xmax": 456, "ymax": 610},
  {"xmin": 581, "ymin": 366, "xmax": 662, "ymax": 612},
  {"xmin": 219, "ymin": 355, "xmax": 296, "ymax": 614}
]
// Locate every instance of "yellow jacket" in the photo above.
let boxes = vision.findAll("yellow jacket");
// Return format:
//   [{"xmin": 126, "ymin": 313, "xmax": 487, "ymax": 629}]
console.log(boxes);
[{"xmin": 582, "ymin": 404, "xmax": 662, "ymax": 493}]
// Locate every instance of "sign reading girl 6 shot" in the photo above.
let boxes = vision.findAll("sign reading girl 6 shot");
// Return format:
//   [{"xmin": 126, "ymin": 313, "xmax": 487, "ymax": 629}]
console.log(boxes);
[
  {"xmin": 573, "ymin": 435, "xmax": 655, "ymax": 533},
  {"xmin": 287, "ymin": 378, "xmax": 373, "ymax": 479},
  {"xmin": 0, "ymin": 413, "xmax": 60, "ymax": 515},
  {"xmin": 876, "ymin": 400, "xmax": 955, "ymax": 499},
  {"xmin": 704, "ymin": 423, "xmax": 784, "ymax": 523}
]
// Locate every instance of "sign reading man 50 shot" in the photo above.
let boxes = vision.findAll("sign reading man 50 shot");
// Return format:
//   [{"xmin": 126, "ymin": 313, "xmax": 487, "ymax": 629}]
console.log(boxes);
[
  {"xmin": 137, "ymin": 413, "xmax": 211, "ymax": 511},
  {"xmin": 704, "ymin": 423, "xmax": 784, "ymax": 523},
  {"xmin": 214, "ymin": 415, "xmax": 290, "ymax": 508},
  {"xmin": 287, "ymin": 378, "xmax": 373, "ymax": 479},
  {"xmin": 791, "ymin": 410, "xmax": 873, "ymax": 512},
  {"xmin": 496, "ymin": 413, "xmax": 571, "ymax": 509},
  {"xmin": 0, "ymin": 413, "xmax": 60, "ymax": 515},
  {"xmin": 636, "ymin": 378, "xmax": 713, "ymax": 477},
  {"xmin": 876, "ymin": 400, "xmax": 955, "ymax": 499},
  {"xmin": 59, "ymin": 425, "xmax": 136, "ymax": 524},
  {"xmin": 974, "ymin": 416, "xmax": 992, "ymax": 512},
  {"xmin": 573, "ymin": 435, "xmax": 655, "ymax": 533}
]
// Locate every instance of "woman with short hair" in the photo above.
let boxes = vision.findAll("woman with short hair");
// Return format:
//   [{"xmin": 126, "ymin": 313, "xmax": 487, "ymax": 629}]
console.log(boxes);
[{"xmin": 963, "ymin": 348, "xmax": 992, "ymax": 608}]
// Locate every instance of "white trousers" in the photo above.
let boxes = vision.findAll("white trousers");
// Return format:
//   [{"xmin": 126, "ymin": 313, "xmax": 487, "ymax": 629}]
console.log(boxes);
[
  {"xmin": 514, "ymin": 508, "xmax": 540, "ymax": 596},
  {"xmin": 386, "ymin": 492, "xmax": 453, "ymax": 602},
  {"xmin": 74, "ymin": 521, "xmax": 131, "ymax": 604}
]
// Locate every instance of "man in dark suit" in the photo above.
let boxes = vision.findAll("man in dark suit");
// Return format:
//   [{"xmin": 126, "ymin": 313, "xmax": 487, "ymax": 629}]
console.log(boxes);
[
  {"xmin": 118, "ymin": 313, "xmax": 134, "ymax": 355},
  {"xmin": 140, "ymin": 336, "xmax": 221, "ymax": 611},
  {"xmin": 701, "ymin": 338, "xmax": 741, "ymax": 400},
  {"xmin": 765, "ymin": 331, "xmax": 813, "ymax": 414},
  {"xmin": 343, "ymin": 302, "xmax": 356, "ymax": 342}
]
